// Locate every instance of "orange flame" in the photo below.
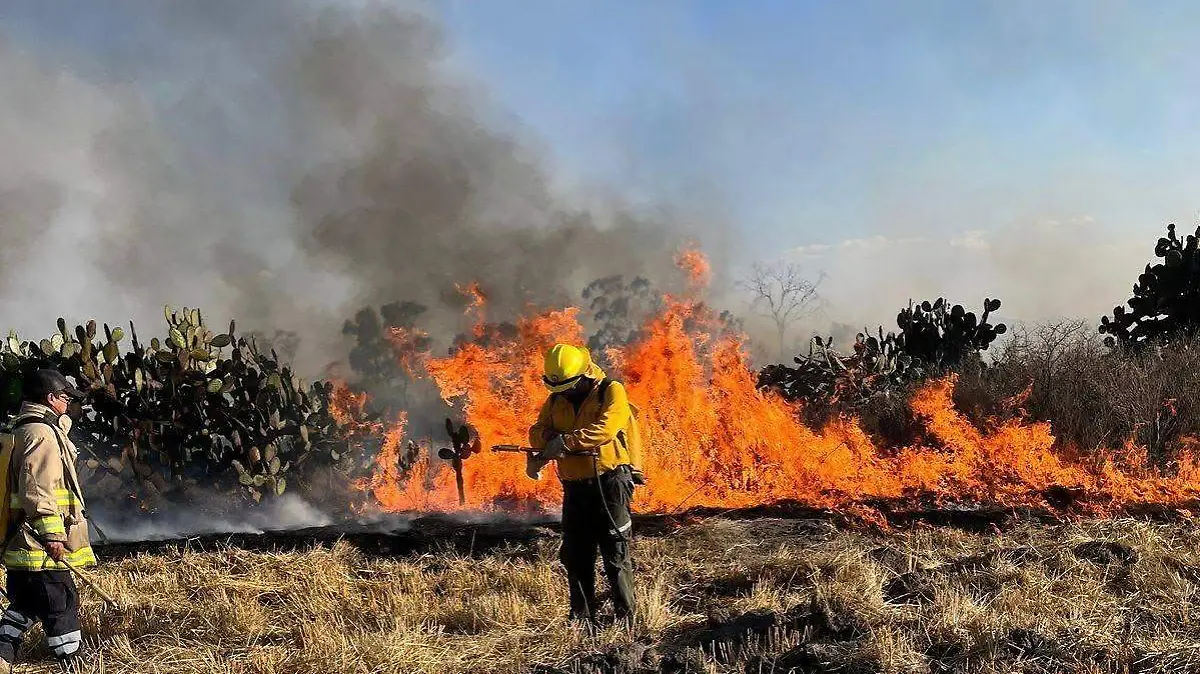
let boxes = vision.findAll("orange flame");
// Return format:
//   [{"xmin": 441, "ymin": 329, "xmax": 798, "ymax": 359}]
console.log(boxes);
[
  {"xmin": 353, "ymin": 250, "xmax": 1200, "ymax": 516},
  {"xmin": 458, "ymin": 282, "xmax": 488, "ymax": 335},
  {"xmin": 387, "ymin": 325, "xmax": 430, "ymax": 379},
  {"xmin": 417, "ymin": 307, "xmax": 586, "ymax": 509},
  {"xmin": 675, "ymin": 245, "xmax": 711, "ymax": 291},
  {"xmin": 328, "ymin": 381, "xmax": 370, "ymax": 427},
  {"xmin": 353, "ymin": 412, "xmax": 417, "ymax": 510}
]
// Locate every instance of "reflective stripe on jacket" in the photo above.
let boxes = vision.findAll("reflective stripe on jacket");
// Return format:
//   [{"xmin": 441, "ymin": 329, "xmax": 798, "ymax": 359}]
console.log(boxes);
[
  {"xmin": 4, "ymin": 546, "xmax": 97, "ymax": 570},
  {"xmin": 529, "ymin": 378, "xmax": 634, "ymax": 481},
  {"xmin": 4, "ymin": 403, "xmax": 95, "ymax": 571}
]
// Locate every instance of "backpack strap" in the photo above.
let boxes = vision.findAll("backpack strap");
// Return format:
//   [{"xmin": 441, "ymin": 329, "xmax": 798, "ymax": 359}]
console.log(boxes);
[
  {"xmin": 597, "ymin": 378, "xmax": 614, "ymax": 402},
  {"xmin": 595, "ymin": 378, "xmax": 634, "ymax": 457},
  {"xmin": 551, "ymin": 378, "xmax": 620, "ymax": 419}
]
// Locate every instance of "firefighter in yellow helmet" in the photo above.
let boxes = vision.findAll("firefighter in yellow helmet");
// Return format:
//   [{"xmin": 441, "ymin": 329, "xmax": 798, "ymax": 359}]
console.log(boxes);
[{"xmin": 527, "ymin": 344, "xmax": 644, "ymax": 625}]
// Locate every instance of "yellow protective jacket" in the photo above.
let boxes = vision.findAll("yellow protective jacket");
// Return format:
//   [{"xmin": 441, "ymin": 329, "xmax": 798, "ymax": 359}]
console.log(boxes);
[
  {"xmin": 529, "ymin": 374, "xmax": 638, "ymax": 481},
  {"xmin": 3, "ymin": 403, "xmax": 96, "ymax": 571}
]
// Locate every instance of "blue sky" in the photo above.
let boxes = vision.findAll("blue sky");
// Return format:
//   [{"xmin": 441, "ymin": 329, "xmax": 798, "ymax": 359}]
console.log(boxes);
[
  {"xmin": 5, "ymin": 0, "xmax": 1199, "ymax": 255},
  {"xmin": 435, "ymin": 1, "xmax": 1200, "ymax": 253}
]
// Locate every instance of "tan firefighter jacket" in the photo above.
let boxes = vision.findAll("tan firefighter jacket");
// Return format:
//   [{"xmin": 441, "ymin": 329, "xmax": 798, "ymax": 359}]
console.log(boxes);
[{"xmin": 3, "ymin": 402, "xmax": 96, "ymax": 571}]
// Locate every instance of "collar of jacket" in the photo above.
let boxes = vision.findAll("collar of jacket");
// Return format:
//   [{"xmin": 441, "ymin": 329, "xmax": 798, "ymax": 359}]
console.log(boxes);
[
  {"xmin": 16, "ymin": 402, "xmax": 72, "ymax": 433},
  {"xmin": 561, "ymin": 373, "xmax": 609, "ymax": 409}
]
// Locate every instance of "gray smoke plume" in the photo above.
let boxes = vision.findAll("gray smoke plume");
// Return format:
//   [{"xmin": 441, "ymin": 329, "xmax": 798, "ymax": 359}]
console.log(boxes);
[
  {"xmin": 0, "ymin": 2, "xmax": 700, "ymax": 376},
  {"xmin": 0, "ymin": 3, "xmax": 723, "ymax": 539},
  {"xmin": 285, "ymin": 7, "xmax": 681, "ymax": 343}
]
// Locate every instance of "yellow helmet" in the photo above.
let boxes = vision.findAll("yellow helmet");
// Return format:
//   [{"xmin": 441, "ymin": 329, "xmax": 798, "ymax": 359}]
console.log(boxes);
[{"xmin": 543, "ymin": 344, "xmax": 592, "ymax": 393}]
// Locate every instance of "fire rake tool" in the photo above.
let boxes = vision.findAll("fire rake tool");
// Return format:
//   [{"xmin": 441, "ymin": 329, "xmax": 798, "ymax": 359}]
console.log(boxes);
[
  {"xmin": 436, "ymin": 418, "xmax": 480, "ymax": 506},
  {"xmin": 20, "ymin": 522, "xmax": 120, "ymax": 610},
  {"xmin": 492, "ymin": 445, "xmax": 598, "ymax": 457}
]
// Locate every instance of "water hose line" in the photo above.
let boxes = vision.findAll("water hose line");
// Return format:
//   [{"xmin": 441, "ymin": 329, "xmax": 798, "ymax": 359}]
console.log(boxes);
[{"xmin": 592, "ymin": 455, "xmax": 623, "ymax": 539}]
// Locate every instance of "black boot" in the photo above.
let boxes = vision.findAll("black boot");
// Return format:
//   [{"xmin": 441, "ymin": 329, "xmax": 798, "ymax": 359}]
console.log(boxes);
[{"xmin": 0, "ymin": 638, "xmax": 16, "ymax": 673}]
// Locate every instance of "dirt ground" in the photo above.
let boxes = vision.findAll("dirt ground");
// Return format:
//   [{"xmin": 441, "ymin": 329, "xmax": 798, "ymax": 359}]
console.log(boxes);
[{"xmin": 10, "ymin": 511, "xmax": 1200, "ymax": 673}]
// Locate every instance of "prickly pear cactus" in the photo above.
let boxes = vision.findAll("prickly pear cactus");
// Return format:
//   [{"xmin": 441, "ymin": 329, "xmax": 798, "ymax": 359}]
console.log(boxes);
[
  {"xmin": 0, "ymin": 307, "xmax": 380, "ymax": 509},
  {"xmin": 894, "ymin": 296, "xmax": 1006, "ymax": 368},
  {"xmin": 758, "ymin": 297, "xmax": 1006, "ymax": 407},
  {"xmin": 1100, "ymin": 223, "xmax": 1200, "ymax": 349}
]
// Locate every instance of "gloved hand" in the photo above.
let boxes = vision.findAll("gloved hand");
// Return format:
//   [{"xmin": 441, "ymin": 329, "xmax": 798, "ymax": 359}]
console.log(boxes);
[
  {"xmin": 631, "ymin": 469, "xmax": 647, "ymax": 486},
  {"xmin": 539, "ymin": 435, "xmax": 568, "ymax": 460},
  {"xmin": 45, "ymin": 541, "xmax": 66, "ymax": 562},
  {"xmin": 526, "ymin": 454, "xmax": 549, "ymax": 480}
]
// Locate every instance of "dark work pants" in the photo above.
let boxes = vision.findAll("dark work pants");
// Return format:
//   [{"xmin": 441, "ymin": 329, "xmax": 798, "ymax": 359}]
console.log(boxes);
[
  {"xmin": 561, "ymin": 466, "xmax": 636, "ymax": 621},
  {"xmin": 0, "ymin": 570, "xmax": 82, "ymax": 663}
]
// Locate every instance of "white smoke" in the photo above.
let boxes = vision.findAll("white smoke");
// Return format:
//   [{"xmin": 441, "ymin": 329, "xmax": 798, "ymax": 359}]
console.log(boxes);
[
  {"xmin": 777, "ymin": 217, "xmax": 1158, "ymax": 346},
  {"xmin": 93, "ymin": 494, "xmax": 335, "ymax": 543}
]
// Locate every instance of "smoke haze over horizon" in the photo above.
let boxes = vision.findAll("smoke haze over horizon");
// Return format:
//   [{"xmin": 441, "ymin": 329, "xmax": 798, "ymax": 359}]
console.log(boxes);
[
  {"xmin": 0, "ymin": 2, "xmax": 713, "ymax": 377},
  {"xmin": 0, "ymin": 1, "xmax": 1194, "ymax": 374}
]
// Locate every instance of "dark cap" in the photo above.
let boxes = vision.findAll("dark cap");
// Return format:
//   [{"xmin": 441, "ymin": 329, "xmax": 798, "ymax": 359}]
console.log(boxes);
[{"xmin": 25, "ymin": 369, "xmax": 85, "ymax": 402}]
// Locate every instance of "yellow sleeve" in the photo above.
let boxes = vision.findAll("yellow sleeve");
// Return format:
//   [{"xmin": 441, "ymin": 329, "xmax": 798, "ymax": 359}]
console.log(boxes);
[
  {"xmin": 528, "ymin": 396, "xmax": 555, "ymax": 449},
  {"xmin": 15, "ymin": 427, "xmax": 66, "ymax": 542},
  {"xmin": 565, "ymin": 381, "xmax": 630, "ymax": 452},
  {"xmin": 627, "ymin": 405, "xmax": 644, "ymax": 472}
]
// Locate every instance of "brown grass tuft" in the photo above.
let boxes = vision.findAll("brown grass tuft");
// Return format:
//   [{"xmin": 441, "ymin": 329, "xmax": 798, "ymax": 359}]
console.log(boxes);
[{"xmin": 8, "ymin": 517, "xmax": 1200, "ymax": 673}]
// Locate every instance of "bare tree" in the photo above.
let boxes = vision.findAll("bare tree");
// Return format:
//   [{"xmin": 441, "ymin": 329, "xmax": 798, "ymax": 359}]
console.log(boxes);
[{"xmin": 740, "ymin": 261, "xmax": 825, "ymax": 361}]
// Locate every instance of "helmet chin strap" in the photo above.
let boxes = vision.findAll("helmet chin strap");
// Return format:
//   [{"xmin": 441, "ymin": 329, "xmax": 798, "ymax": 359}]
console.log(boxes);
[{"xmin": 562, "ymin": 378, "xmax": 596, "ymax": 407}]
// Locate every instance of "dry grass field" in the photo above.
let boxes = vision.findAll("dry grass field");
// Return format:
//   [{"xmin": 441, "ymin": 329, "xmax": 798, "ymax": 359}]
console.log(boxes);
[{"xmin": 10, "ymin": 512, "xmax": 1200, "ymax": 674}]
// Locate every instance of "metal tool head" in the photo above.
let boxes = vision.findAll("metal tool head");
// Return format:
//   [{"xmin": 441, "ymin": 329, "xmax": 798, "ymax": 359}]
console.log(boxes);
[{"xmin": 492, "ymin": 444, "xmax": 533, "ymax": 453}]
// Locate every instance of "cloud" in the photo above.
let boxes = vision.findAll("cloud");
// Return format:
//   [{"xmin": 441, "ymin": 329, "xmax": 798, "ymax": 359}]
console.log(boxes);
[{"xmin": 780, "ymin": 216, "xmax": 1152, "ymax": 333}]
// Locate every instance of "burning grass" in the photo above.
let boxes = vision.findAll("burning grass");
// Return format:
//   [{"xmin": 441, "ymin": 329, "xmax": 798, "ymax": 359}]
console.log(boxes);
[
  {"xmin": 355, "ymin": 250, "xmax": 1200, "ymax": 520},
  {"xmin": 17, "ymin": 514, "xmax": 1200, "ymax": 673}
]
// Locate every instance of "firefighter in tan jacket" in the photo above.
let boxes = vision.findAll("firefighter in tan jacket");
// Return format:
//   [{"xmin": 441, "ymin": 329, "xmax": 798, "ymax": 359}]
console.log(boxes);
[{"xmin": 0, "ymin": 369, "xmax": 93, "ymax": 672}]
